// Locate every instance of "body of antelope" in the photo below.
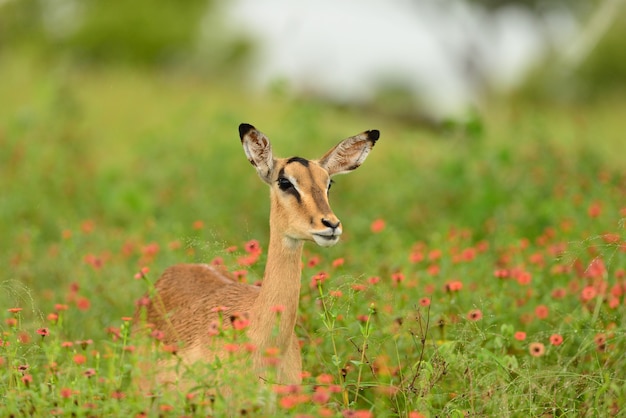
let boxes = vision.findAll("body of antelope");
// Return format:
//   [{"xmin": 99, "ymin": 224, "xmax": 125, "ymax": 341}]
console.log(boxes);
[{"xmin": 135, "ymin": 123, "xmax": 379, "ymax": 393}]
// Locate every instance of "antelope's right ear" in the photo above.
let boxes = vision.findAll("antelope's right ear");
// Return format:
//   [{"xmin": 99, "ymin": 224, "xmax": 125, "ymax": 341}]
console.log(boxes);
[{"xmin": 239, "ymin": 123, "xmax": 274, "ymax": 184}]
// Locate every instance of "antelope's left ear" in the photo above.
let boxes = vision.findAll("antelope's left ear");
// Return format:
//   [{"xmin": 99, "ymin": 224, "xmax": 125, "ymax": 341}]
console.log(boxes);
[{"xmin": 316, "ymin": 130, "xmax": 380, "ymax": 176}]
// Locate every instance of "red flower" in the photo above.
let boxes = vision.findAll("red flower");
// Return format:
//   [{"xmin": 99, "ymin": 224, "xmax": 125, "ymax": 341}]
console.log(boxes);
[
  {"xmin": 445, "ymin": 280, "xmax": 463, "ymax": 292},
  {"xmin": 514, "ymin": 331, "xmax": 526, "ymax": 341},
  {"xmin": 549, "ymin": 334, "xmax": 563, "ymax": 346},
  {"xmin": 60, "ymin": 388, "xmax": 73, "ymax": 398},
  {"xmin": 37, "ymin": 328, "xmax": 50, "ymax": 337},
  {"xmin": 580, "ymin": 286, "xmax": 597, "ymax": 302},
  {"xmin": 370, "ymin": 218, "xmax": 386, "ymax": 233},
  {"xmin": 73, "ymin": 354, "xmax": 87, "ymax": 365},
  {"xmin": 391, "ymin": 272, "xmax": 405, "ymax": 285},
  {"xmin": 587, "ymin": 202, "xmax": 602, "ymax": 218},
  {"xmin": 534, "ymin": 305, "xmax": 549, "ymax": 319},
  {"xmin": 419, "ymin": 297, "xmax": 431, "ymax": 307},
  {"xmin": 332, "ymin": 258, "xmax": 345, "ymax": 268}
]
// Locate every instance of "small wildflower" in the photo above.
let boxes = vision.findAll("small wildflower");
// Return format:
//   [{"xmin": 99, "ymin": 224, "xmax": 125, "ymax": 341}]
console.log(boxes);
[
  {"xmin": 391, "ymin": 272, "xmax": 405, "ymax": 285},
  {"xmin": 208, "ymin": 320, "xmax": 221, "ymax": 336},
  {"xmin": 332, "ymin": 258, "xmax": 345, "ymax": 268},
  {"xmin": 37, "ymin": 328, "xmax": 50, "ymax": 337},
  {"xmin": 150, "ymin": 330, "xmax": 165, "ymax": 341},
  {"xmin": 76, "ymin": 297, "xmax": 91, "ymax": 311},
  {"xmin": 419, "ymin": 297, "xmax": 431, "ymax": 307},
  {"xmin": 529, "ymin": 342, "xmax": 545, "ymax": 357},
  {"xmin": 316, "ymin": 373, "xmax": 334, "ymax": 384},
  {"xmin": 60, "ymin": 388, "xmax": 73, "ymax": 398},
  {"xmin": 370, "ymin": 218, "xmax": 386, "ymax": 233},
  {"xmin": 162, "ymin": 345, "xmax": 178, "ymax": 355},
  {"xmin": 594, "ymin": 333, "xmax": 607, "ymax": 351},
  {"xmin": 534, "ymin": 305, "xmax": 549, "ymax": 319},
  {"xmin": 467, "ymin": 309, "xmax": 483, "ymax": 321},
  {"xmin": 47, "ymin": 312, "xmax": 59, "ymax": 322},
  {"xmin": 428, "ymin": 249, "xmax": 442, "ymax": 261},
  {"xmin": 409, "ymin": 251, "xmax": 424, "ymax": 263},
  {"xmin": 111, "ymin": 390, "xmax": 125, "ymax": 400},
  {"xmin": 311, "ymin": 271, "xmax": 329, "ymax": 287},
  {"xmin": 73, "ymin": 354, "xmax": 87, "ymax": 365},
  {"xmin": 549, "ymin": 334, "xmax": 563, "ymax": 346},
  {"xmin": 8, "ymin": 308, "xmax": 23, "ymax": 314},
  {"xmin": 587, "ymin": 202, "xmax": 602, "ymax": 218},
  {"xmin": 514, "ymin": 331, "xmax": 526, "ymax": 341},
  {"xmin": 312, "ymin": 387, "xmax": 331, "ymax": 404},
  {"xmin": 270, "ymin": 305, "xmax": 286, "ymax": 313},
  {"xmin": 307, "ymin": 256, "xmax": 320, "ymax": 268},
  {"xmin": 192, "ymin": 220, "xmax": 204, "ymax": 230},
  {"xmin": 516, "ymin": 271, "xmax": 532, "ymax": 286},
  {"xmin": 244, "ymin": 239, "xmax": 261, "ymax": 255},
  {"xmin": 83, "ymin": 368, "xmax": 96, "ymax": 378},
  {"xmin": 21, "ymin": 374, "xmax": 33, "ymax": 385},
  {"xmin": 445, "ymin": 280, "xmax": 463, "ymax": 292},
  {"xmin": 368, "ymin": 276, "xmax": 380, "ymax": 285},
  {"xmin": 54, "ymin": 304, "xmax": 69, "ymax": 311},
  {"xmin": 580, "ymin": 286, "xmax": 597, "ymax": 302},
  {"xmin": 224, "ymin": 343, "xmax": 239, "ymax": 354},
  {"xmin": 231, "ymin": 313, "xmax": 250, "ymax": 330}
]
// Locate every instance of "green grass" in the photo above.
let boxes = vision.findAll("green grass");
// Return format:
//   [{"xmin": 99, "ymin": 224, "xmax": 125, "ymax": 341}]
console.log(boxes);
[{"xmin": 1, "ymin": 52, "xmax": 625, "ymax": 416}]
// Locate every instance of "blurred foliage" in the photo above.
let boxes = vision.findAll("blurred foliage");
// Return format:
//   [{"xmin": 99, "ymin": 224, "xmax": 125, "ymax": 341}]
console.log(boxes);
[
  {"xmin": 574, "ymin": 9, "xmax": 626, "ymax": 97},
  {"xmin": 506, "ymin": 2, "xmax": 626, "ymax": 103},
  {"xmin": 0, "ymin": 0, "xmax": 250, "ymax": 69},
  {"xmin": 64, "ymin": 0, "xmax": 207, "ymax": 64}
]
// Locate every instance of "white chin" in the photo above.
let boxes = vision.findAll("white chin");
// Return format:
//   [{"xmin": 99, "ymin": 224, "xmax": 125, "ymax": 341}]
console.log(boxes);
[{"xmin": 313, "ymin": 234, "xmax": 340, "ymax": 247}]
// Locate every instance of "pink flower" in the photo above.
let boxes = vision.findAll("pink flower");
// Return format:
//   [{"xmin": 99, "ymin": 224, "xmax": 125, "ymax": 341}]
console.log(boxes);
[
  {"xmin": 244, "ymin": 239, "xmax": 261, "ymax": 255},
  {"xmin": 529, "ymin": 342, "xmax": 545, "ymax": 357},
  {"xmin": 467, "ymin": 309, "xmax": 483, "ymax": 321}
]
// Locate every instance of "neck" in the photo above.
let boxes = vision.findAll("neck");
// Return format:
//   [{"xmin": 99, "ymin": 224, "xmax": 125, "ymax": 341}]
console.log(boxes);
[{"xmin": 250, "ymin": 230, "xmax": 303, "ymax": 351}]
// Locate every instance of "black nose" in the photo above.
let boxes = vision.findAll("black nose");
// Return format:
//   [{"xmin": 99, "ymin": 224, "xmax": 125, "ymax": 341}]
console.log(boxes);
[{"xmin": 321, "ymin": 218, "xmax": 340, "ymax": 229}]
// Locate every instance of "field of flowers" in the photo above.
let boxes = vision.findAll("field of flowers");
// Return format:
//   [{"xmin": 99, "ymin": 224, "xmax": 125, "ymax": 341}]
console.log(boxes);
[{"xmin": 1, "ymin": 54, "xmax": 625, "ymax": 417}]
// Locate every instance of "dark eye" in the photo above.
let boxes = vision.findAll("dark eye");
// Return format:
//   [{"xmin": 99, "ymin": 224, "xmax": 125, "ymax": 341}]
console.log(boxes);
[
  {"xmin": 278, "ymin": 177, "xmax": 294, "ymax": 191},
  {"xmin": 327, "ymin": 180, "xmax": 334, "ymax": 193}
]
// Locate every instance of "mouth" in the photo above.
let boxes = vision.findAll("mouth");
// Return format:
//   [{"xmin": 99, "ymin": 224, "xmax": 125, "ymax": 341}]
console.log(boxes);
[{"xmin": 312, "ymin": 232, "xmax": 341, "ymax": 247}]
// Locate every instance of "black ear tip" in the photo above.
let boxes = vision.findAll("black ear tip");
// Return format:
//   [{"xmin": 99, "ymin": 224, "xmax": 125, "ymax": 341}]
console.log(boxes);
[
  {"xmin": 239, "ymin": 123, "xmax": 255, "ymax": 139},
  {"xmin": 367, "ymin": 130, "xmax": 380, "ymax": 142}
]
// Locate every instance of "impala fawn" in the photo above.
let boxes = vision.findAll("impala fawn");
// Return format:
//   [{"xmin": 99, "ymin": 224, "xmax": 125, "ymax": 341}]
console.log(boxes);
[{"xmin": 135, "ymin": 123, "xmax": 380, "ymax": 392}]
